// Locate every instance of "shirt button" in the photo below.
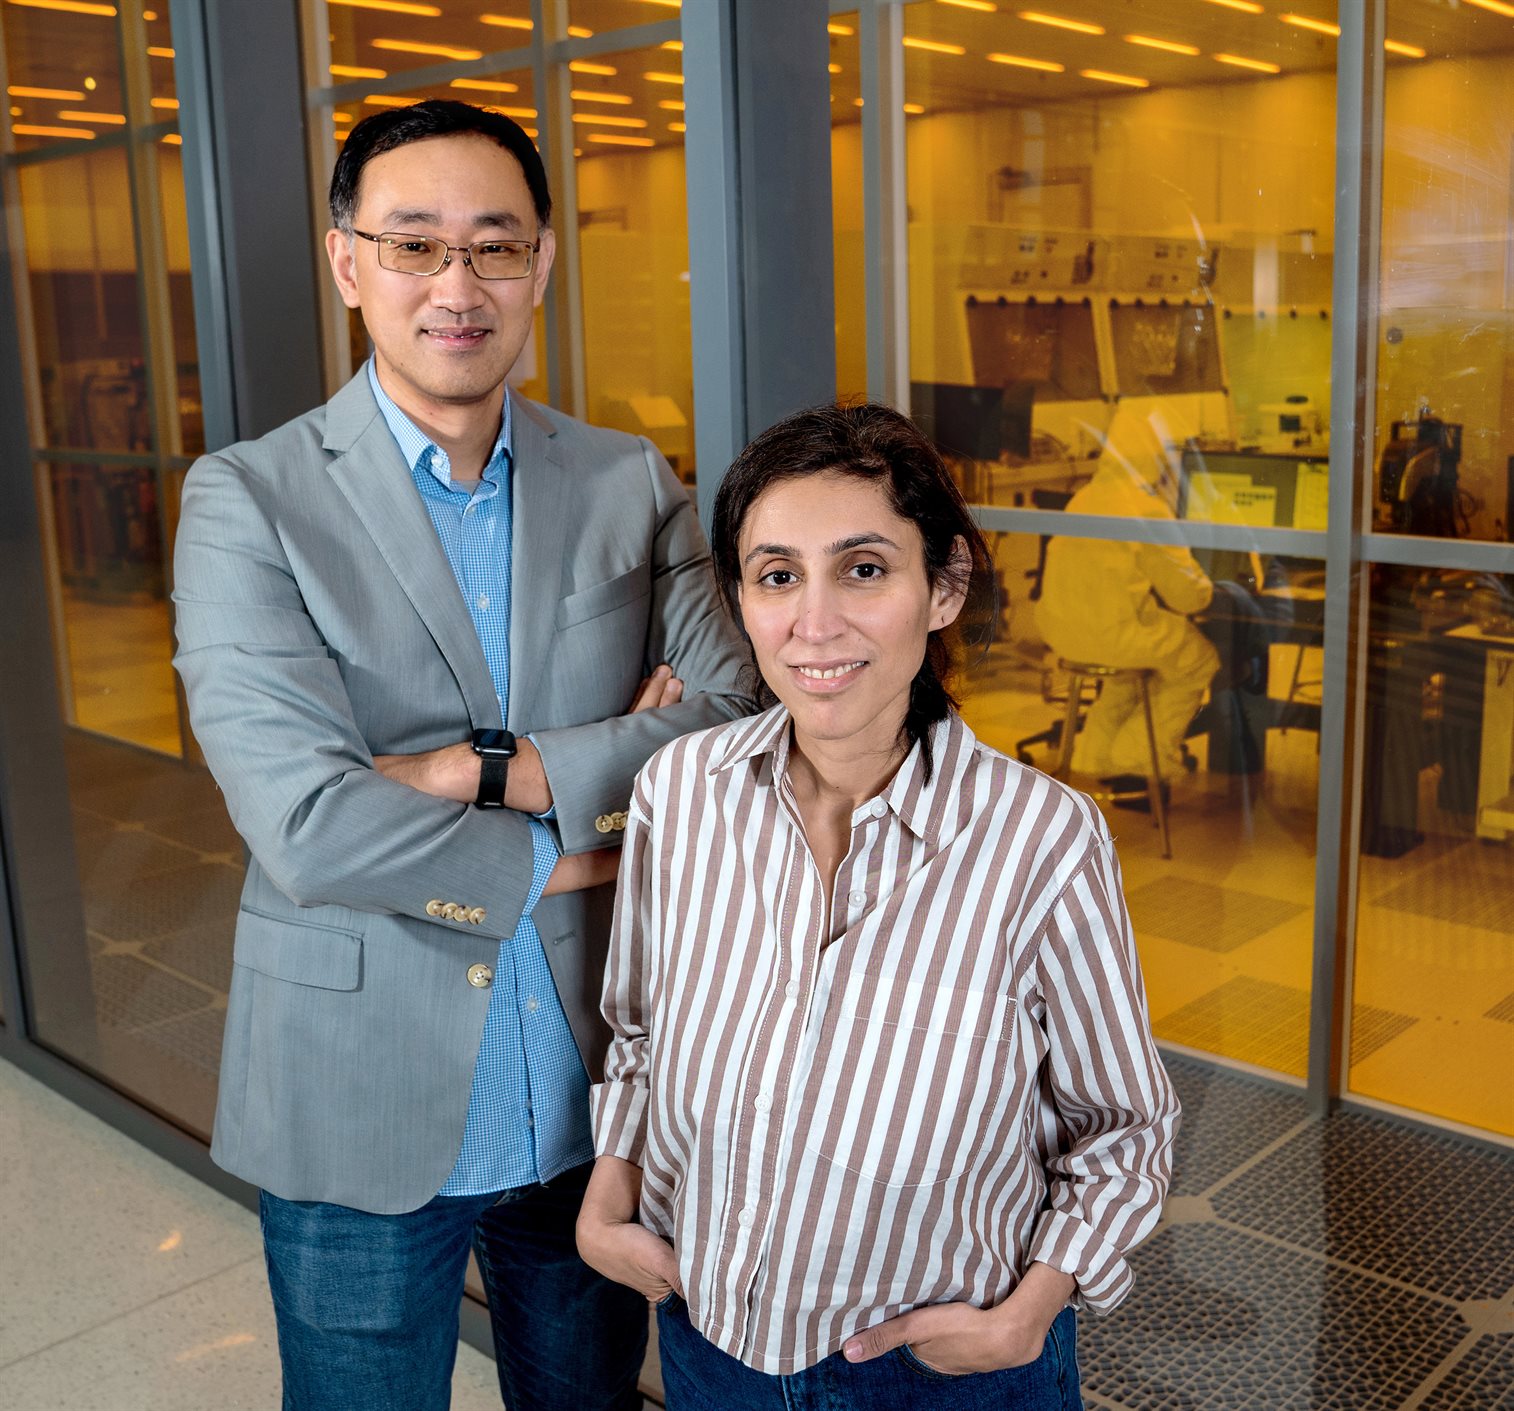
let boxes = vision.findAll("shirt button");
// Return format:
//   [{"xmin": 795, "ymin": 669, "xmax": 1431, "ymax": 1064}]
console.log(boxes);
[
  {"xmin": 869, "ymin": 799, "xmax": 887, "ymax": 819},
  {"xmin": 784, "ymin": 980, "xmax": 799, "ymax": 998},
  {"xmin": 848, "ymin": 889, "xmax": 867, "ymax": 908},
  {"xmin": 525, "ymin": 997, "xmax": 539, "ymax": 1013},
  {"xmin": 738, "ymin": 1207, "xmax": 754, "ymax": 1227},
  {"xmin": 754, "ymin": 1093, "xmax": 771, "ymax": 1113},
  {"xmin": 477, "ymin": 594, "xmax": 489, "ymax": 610},
  {"xmin": 464, "ymin": 503, "xmax": 476, "ymax": 515}
]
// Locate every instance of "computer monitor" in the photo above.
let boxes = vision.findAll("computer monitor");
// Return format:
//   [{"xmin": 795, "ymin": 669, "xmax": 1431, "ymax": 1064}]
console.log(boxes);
[
  {"xmin": 1177, "ymin": 448, "xmax": 1330, "ymax": 529},
  {"xmin": 910, "ymin": 381, "xmax": 1036, "ymax": 461},
  {"xmin": 911, "ymin": 382, "xmax": 1003, "ymax": 462}
]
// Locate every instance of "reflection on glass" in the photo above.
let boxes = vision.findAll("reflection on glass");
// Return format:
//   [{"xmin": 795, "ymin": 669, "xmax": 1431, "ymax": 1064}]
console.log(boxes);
[
  {"xmin": 42, "ymin": 458, "xmax": 179, "ymax": 754},
  {"xmin": 5, "ymin": 11, "xmax": 238, "ymax": 1141},
  {"xmin": 1376, "ymin": 1, "xmax": 1514, "ymax": 543},
  {"xmin": 829, "ymin": 13, "xmax": 864, "ymax": 400},
  {"xmin": 569, "ymin": 0, "xmax": 681, "ymax": 35},
  {"xmin": 961, "ymin": 531, "xmax": 1322, "ymax": 1078},
  {"xmin": 38, "ymin": 732, "xmax": 244, "ymax": 1142},
  {"xmin": 157, "ymin": 143, "xmax": 203, "ymax": 455},
  {"xmin": 17, "ymin": 150, "xmax": 147, "ymax": 450},
  {"xmin": 1350, "ymin": 567, "xmax": 1514, "ymax": 1136},
  {"xmin": 897, "ymin": 0, "xmax": 1337, "ymax": 523},
  {"xmin": 573, "ymin": 44, "xmax": 693, "ymax": 480},
  {"xmin": 324, "ymin": 0, "xmax": 533, "ymax": 81},
  {"xmin": 2, "ymin": 0, "xmax": 124, "ymax": 152}
]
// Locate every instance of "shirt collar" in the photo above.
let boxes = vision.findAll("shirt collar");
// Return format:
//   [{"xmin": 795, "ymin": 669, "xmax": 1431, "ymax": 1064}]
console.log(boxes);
[
  {"xmin": 710, "ymin": 703, "xmax": 972, "ymax": 845},
  {"xmin": 366, "ymin": 357, "xmax": 513, "ymax": 489}
]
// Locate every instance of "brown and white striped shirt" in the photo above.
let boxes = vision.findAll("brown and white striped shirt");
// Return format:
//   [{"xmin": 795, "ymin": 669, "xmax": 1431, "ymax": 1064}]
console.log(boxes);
[{"xmin": 592, "ymin": 705, "xmax": 1179, "ymax": 1375}]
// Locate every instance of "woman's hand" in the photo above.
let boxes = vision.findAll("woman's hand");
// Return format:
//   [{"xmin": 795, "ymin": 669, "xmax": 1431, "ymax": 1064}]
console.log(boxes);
[
  {"xmin": 542, "ymin": 848, "xmax": 620, "ymax": 896},
  {"xmin": 576, "ymin": 1156, "xmax": 683, "ymax": 1304},
  {"xmin": 841, "ymin": 1263, "xmax": 1075, "ymax": 1374}
]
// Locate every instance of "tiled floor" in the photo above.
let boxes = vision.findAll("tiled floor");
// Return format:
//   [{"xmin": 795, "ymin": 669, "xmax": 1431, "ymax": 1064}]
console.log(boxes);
[
  {"xmin": 1075, "ymin": 1055, "xmax": 1514, "ymax": 1411},
  {"xmin": 0, "ymin": 1061, "xmax": 512, "ymax": 1411},
  {"xmin": 3, "ymin": 1050, "xmax": 1509, "ymax": 1409}
]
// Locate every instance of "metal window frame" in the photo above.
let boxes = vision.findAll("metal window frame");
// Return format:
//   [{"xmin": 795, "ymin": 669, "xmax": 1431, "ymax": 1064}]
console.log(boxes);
[{"xmin": 847, "ymin": 0, "xmax": 1511, "ymax": 1128}]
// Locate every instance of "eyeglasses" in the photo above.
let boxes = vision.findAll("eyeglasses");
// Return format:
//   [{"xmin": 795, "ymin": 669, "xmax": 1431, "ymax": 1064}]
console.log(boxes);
[{"xmin": 352, "ymin": 229, "xmax": 540, "ymax": 280}]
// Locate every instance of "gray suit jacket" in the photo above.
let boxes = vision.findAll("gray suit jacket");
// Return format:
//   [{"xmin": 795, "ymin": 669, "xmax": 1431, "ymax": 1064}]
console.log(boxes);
[{"xmin": 172, "ymin": 371, "xmax": 749, "ymax": 1213}]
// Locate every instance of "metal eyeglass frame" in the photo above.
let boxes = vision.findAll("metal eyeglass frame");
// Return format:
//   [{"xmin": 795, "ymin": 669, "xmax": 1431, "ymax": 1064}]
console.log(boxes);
[{"xmin": 351, "ymin": 229, "xmax": 540, "ymax": 280}]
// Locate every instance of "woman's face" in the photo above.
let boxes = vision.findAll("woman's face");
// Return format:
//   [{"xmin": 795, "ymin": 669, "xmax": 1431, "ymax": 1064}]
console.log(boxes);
[{"xmin": 736, "ymin": 471, "xmax": 965, "ymax": 758}]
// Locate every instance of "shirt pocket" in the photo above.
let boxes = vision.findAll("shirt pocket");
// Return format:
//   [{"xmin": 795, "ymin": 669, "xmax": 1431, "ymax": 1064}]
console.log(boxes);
[{"xmin": 801, "ymin": 978, "xmax": 1017, "ymax": 1189}]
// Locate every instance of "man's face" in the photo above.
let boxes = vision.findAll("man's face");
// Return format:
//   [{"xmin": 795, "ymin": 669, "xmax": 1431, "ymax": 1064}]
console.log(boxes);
[{"xmin": 325, "ymin": 132, "xmax": 555, "ymax": 418}]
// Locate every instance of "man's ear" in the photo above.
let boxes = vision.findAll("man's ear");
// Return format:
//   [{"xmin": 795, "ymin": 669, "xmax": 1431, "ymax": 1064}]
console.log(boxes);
[
  {"xmin": 531, "ymin": 226, "xmax": 557, "ymax": 308},
  {"xmin": 326, "ymin": 228, "xmax": 362, "ymax": 311}
]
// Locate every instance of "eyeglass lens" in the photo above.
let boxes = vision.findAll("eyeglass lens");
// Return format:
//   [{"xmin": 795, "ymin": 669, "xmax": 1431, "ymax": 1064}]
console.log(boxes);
[{"xmin": 377, "ymin": 234, "xmax": 535, "ymax": 279}]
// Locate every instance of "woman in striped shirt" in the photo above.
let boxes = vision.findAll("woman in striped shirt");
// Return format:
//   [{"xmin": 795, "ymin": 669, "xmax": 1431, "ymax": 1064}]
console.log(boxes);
[{"xmin": 577, "ymin": 403, "xmax": 1180, "ymax": 1409}]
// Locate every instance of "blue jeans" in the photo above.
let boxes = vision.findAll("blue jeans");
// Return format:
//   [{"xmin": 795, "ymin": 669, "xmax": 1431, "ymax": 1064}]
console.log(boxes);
[
  {"xmin": 260, "ymin": 1161, "xmax": 646, "ymax": 1411},
  {"xmin": 657, "ymin": 1295, "xmax": 1081, "ymax": 1410}
]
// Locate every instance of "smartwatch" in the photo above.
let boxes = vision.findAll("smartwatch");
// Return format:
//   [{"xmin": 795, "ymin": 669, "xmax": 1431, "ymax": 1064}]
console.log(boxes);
[{"xmin": 471, "ymin": 728, "xmax": 517, "ymax": 809}]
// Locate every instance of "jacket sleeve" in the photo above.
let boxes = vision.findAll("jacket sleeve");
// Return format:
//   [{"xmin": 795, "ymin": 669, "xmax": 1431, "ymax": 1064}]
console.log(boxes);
[
  {"xmin": 530, "ymin": 438, "xmax": 753, "ymax": 856},
  {"xmin": 171, "ymin": 451, "xmax": 539, "ymax": 941},
  {"xmin": 1026, "ymin": 835, "xmax": 1182, "ymax": 1313}
]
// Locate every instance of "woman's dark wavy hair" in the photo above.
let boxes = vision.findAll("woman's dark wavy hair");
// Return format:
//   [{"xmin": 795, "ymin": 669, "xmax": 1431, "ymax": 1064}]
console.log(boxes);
[{"xmin": 711, "ymin": 402, "xmax": 996, "ymax": 778}]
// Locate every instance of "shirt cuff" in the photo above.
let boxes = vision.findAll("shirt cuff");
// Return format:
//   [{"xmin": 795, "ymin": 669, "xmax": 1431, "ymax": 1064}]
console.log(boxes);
[
  {"xmin": 523, "ymin": 818, "xmax": 559, "ymax": 920},
  {"xmin": 1027, "ymin": 1208, "xmax": 1136, "ymax": 1314},
  {"xmin": 591, "ymin": 1079, "xmax": 649, "ymax": 1166},
  {"xmin": 524, "ymin": 736, "xmax": 557, "ymax": 820}
]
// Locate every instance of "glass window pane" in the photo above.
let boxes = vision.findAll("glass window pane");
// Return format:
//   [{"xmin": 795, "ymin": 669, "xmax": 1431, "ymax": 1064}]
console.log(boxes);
[
  {"xmin": 573, "ymin": 43, "xmax": 694, "ymax": 482},
  {"xmin": 3, "ymin": 1, "xmax": 124, "ymax": 152},
  {"xmin": 17, "ymin": 150, "xmax": 147, "ymax": 450},
  {"xmin": 964, "ymin": 530, "xmax": 1323, "ymax": 1079},
  {"xmin": 830, "ymin": 13, "xmax": 864, "ymax": 401},
  {"xmin": 4, "ymin": 18, "xmax": 231, "ymax": 1135},
  {"xmin": 158, "ymin": 138, "xmax": 204, "ymax": 456},
  {"xmin": 569, "ymin": 0, "xmax": 680, "ymax": 36},
  {"xmin": 1374, "ymin": 1, "xmax": 1514, "ymax": 543},
  {"xmin": 1349, "ymin": 565, "xmax": 1514, "ymax": 1136},
  {"xmin": 898, "ymin": 0, "xmax": 1336, "ymax": 525},
  {"xmin": 323, "ymin": 0, "xmax": 532, "ymax": 83}
]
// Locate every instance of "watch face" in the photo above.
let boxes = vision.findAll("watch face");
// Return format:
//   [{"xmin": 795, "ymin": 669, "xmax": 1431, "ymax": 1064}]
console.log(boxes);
[{"xmin": 473, "ymin": 728, "xmax": 517, "ymax": 758}]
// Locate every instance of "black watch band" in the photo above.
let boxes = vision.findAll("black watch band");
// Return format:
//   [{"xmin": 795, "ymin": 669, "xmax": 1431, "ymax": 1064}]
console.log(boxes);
[
  {"xmin": 471, "ymin": 728, "xmax": 516, "ymax": 810},
  {"xmin": 475, "ymin": 752, "xmax": 509, "ymax": 809}
]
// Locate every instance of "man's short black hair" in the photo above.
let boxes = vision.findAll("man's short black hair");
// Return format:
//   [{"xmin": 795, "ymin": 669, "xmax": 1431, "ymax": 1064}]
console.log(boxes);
[{"xmin": 329, "ymin": 99, "xmax": 552, "ymax": 232}]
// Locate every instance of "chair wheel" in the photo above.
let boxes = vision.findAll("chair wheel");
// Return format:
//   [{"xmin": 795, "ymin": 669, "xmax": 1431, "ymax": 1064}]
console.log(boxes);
[{"xmin": 1017, "ymin": 751, "xmax": 1034, "ymax": 766}]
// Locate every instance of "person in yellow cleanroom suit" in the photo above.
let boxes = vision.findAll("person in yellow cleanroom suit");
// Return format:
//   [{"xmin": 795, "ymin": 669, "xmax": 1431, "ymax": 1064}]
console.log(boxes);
[{"xmin": 1036, "ymin": 406, "xmax": 1219, "ymax": 780}]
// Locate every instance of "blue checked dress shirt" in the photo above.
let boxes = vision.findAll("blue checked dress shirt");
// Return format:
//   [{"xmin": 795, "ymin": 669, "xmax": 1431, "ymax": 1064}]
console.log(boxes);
[{"xmin": 368, "ymin": 360, "xmax": 594, "ymax": 1194}]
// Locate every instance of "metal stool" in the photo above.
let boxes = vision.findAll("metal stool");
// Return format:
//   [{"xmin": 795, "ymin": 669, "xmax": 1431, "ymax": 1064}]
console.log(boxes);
[{"xmin": 1050, "ymin": 659, "xmax": 1171, "ymax": 859}]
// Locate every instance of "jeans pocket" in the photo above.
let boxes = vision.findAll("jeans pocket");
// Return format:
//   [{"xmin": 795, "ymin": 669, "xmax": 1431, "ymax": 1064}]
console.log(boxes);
[
  {"xmin": 894, "ymin": 1344, "xmax": 963, "ymax": 1381},
  {"xmin": 654, "ymin": 1289, "xmax": 682, "ymax": 1313}
]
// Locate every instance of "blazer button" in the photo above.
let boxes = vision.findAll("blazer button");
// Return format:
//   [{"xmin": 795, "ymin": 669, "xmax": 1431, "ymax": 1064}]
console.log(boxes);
[
  {"xmin": 425, "ymin": 899, "xmax": 446, "ymax": 917},
  {"xmin": 595, "ymin": 814, "xmax": 612, "ymax": 834},
  {"xmin": 467, "ymin": 907, "xmax": 487, "ymax": 925},
  {"xmin": 467, "ymin": 963, "xmax": 494, "ymax": 989},
  {"xmin": 441, "ymin": 902, "xmax": 461, "ymax": 920}
]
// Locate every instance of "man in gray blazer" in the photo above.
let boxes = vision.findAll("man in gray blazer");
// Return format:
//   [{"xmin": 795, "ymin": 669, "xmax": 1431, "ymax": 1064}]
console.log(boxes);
[{"xmin": 172, "ymin": 101, "xmax": 748, "ymax": 1411}]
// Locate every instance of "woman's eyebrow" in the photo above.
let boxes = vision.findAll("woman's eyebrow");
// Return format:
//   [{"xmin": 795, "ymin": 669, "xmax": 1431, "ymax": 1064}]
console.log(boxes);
[{"xmin": 743, "ymin": 532, "xmax": 902, "ymax": 567}]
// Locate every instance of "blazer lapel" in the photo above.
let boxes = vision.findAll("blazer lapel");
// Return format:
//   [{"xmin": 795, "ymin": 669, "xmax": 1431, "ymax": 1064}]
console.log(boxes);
[
  {"xmin": 322, "ymin": 373, "xmax": 502, "ymax": 729},
  {"xmin": 506, "ymin": 395, "xmax": 568, "ymax": 730}
]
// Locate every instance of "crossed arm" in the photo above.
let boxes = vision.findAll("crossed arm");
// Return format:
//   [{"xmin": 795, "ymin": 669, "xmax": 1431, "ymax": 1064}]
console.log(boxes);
[{"xmin": 374, "ymin": 665, "xmax": 686, "ymax": 897}]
